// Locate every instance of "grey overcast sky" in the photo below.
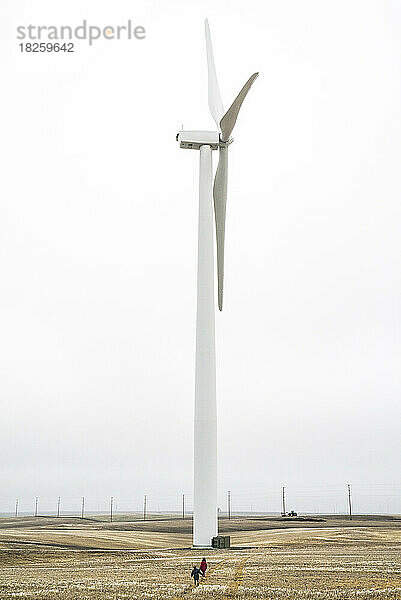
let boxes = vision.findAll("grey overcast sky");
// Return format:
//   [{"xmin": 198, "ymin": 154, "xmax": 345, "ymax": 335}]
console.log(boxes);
[{"xmin": 0, "ymin": 0, "xmax": 400, "ymax": 515}]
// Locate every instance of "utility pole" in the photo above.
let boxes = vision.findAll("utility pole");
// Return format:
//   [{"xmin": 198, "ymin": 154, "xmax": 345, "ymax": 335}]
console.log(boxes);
[
  {"xmin": 81, "ymin": 497, "xmax": 85, "ymax": 519},
  {"xmin": 110, "ymin": 496, "xmax": 114, "ymax": 522},
  {"xmin": 34, "ymin": 497, "xmax": 38, "ymax": 517},
  {"xmin": 57, "ymin": 496, "xmax": 61, "ymax": 518},
  {"xmin": 282, "ymin": 486, "xmax": 286, "ymax": 516},
  {"xmin": 227, "ymin": 490, "xmax": 231, "ymax": 520},
  {"xmin": 182, "ymin": 494, "xmax": 185, "ymax": 519},
  {"xmin": 15, "ymin": 499, "xmax": 19, "ymax": 518},
  {"xmin": 143, "ymin": 495, "xmax": 147, "ymax": 521},
  {"xmin": 347, "ymin": 484, "xmax": 352, "ymax": 520}
]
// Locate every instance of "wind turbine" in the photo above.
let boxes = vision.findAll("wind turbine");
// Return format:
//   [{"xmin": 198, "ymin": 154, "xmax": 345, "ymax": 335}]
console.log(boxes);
[{"xmin": 177, "ymin": 20, "xmax": 258, "ymax": 548}]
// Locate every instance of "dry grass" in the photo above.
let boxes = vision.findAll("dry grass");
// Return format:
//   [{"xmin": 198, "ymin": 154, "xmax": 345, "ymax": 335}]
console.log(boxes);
[{"xmin": 0, "ymin": 515, "xmax": 400, "ymax": 599}]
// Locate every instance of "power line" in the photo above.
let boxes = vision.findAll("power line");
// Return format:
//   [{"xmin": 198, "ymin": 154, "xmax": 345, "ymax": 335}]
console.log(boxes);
[{"xmin": 347, "ymin": 484, "xmax": 352, "ymax": 520}]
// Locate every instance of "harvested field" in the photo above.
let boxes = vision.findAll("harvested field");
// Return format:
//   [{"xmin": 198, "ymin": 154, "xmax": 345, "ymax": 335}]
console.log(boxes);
[{"xmin": 0, "ymin": 515, "xmax": 400, "ymax": 599}]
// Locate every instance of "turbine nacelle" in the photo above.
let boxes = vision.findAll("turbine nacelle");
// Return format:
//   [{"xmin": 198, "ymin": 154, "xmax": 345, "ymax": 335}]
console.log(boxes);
[
  {"xmin": 177, "ymin": 130, "xmax": 220, "ymax": 151},
  {"xmin": 176, "ymin": 130, "xmax": 233, "ymax": 151}
]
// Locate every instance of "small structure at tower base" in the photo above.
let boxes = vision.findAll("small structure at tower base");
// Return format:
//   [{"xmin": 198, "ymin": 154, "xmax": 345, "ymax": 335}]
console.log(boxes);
[{"xmin": 212, "ymin": 535, "xmax": 231, "ymax": 549}]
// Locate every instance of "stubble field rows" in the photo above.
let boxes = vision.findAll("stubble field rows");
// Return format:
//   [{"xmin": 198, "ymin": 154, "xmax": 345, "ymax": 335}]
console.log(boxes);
[{"xmin": 0, "ymin": 515, "xmax": 400, "ymax": 599}]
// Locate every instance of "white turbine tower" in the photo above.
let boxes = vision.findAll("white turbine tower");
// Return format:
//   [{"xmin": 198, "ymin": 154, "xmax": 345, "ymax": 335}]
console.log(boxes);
[{"xmin": 177, "ymin": 20, "xmax": 258, "ymax": 548}]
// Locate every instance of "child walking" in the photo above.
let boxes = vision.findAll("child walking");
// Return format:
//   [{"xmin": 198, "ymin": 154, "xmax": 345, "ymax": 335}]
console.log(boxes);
[
  {"xmin": 200, "ymin": 557, "xmax": 208, "ymax": 576},
  {"xmin": 191, "ymin": 566, "xmax": 202, "ymax": 586}
]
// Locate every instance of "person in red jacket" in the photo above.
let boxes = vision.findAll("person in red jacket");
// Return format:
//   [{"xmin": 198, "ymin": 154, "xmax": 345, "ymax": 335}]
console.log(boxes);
[{"xmin": 200, "ymin": 558, "xmax": 207, "ymax": 576}]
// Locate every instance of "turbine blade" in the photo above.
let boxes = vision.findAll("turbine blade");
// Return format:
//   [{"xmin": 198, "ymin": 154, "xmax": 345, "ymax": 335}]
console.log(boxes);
[
  {"xmin": 220, "ymin": 72, "xmax": 259, "ymax": 141},
  {"xmin": 213, "ymin": 145, "xmax": 228, "ymax": 311},
  {"xmin": 205, "ymin": 19, "xmax": 224, "ymax": 130}
]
